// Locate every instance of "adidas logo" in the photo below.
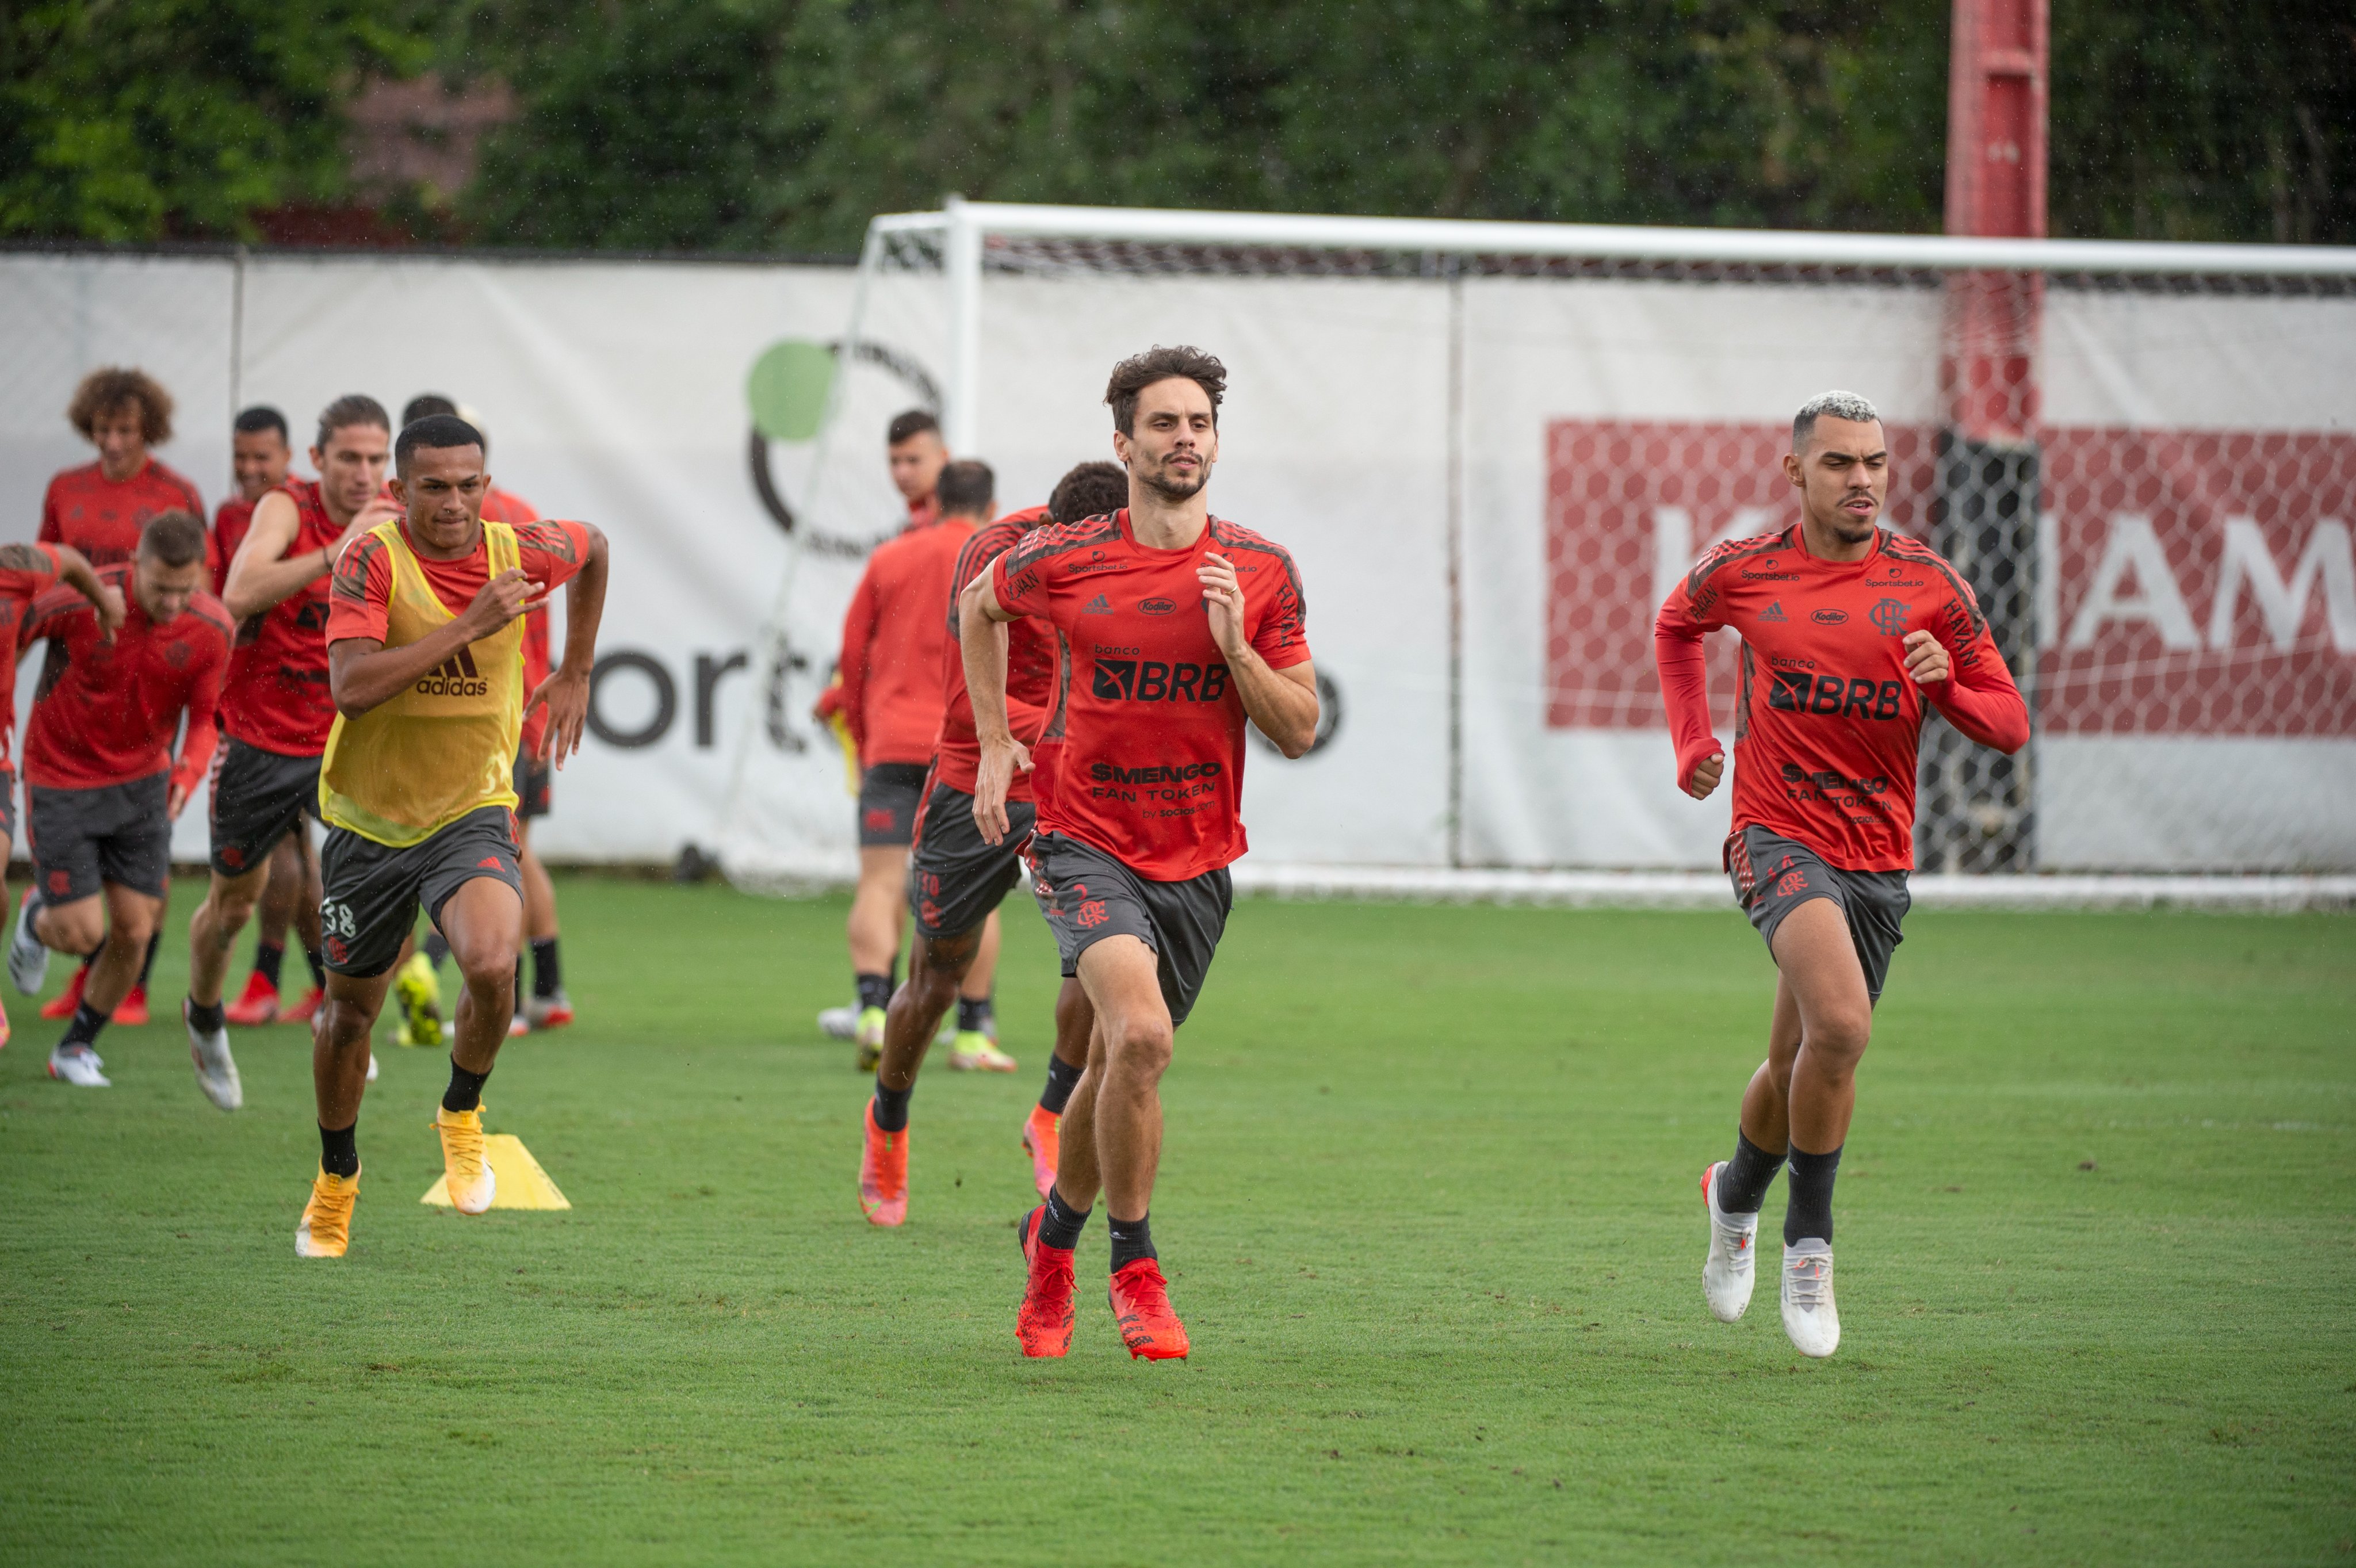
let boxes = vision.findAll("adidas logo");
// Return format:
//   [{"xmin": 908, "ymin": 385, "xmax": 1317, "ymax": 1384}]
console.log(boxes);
[
  {"xmin": 1082, "ymin": 593, "xmax": 1113, "ymax": 615},
  {"xmin": 415, "ymin": 645, "xmax": 489, "ymax": 697},
  {"xmin": 1760, "ymin": 600, "xmax": 1787, "ymax": 622}
]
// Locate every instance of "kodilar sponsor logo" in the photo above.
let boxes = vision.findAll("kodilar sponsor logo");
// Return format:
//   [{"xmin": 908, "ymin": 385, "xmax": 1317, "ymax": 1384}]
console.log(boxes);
[
  {"xmin": 1138, "ymin": 598, "xmax": 1177, "ymax": 616},
  {"xmin": 1811, "ymin": 607, "xmax": 1848, "ymax": 625}
]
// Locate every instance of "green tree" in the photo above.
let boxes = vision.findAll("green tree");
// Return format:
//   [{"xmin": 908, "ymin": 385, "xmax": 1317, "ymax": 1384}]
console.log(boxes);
[{"xmin": 0, "ymin": 0, "xmax": 438, "ymax": 241}]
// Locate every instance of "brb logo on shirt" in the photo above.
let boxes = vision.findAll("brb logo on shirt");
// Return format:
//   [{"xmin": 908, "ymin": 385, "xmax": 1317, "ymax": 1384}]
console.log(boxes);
[
  {"xmin": 1091, "ymin": 659, "xmax": 1230, "ymax": 703},
  {"xmin": 415, "ymin": 647, "xmax": 490, "ymax": 698},
  {"xmin": 1767, "ymin": 671, "xmax": 1904, "ymax": 720}
]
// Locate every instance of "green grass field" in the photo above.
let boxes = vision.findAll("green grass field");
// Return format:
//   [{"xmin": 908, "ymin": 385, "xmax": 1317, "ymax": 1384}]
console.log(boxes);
[{"xmin": 1, "ymin": 876, "xmax": 2350, "ymax": 1565}]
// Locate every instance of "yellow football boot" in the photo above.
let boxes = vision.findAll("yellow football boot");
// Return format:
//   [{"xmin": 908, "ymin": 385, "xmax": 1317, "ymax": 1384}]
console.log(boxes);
[
  {"xmin": 393, "ymin": 952, "xmax": 444, "ymax": 1048},
  {"xmin": 435, "ymin": 1104, "xmax": 498, "ymax": 1214},
  {"xmin": 296, "ymin": 1165, "xmax": 361, "ymax": 1258}
]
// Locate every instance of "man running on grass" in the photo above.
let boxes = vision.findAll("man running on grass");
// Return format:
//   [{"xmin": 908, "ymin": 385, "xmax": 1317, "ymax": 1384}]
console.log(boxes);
[
  {"xmin": 859, "ymin": 458, "xmax": 1132, "ymax": 1225},
  {"xmin": 294, "ymin": 414, "xmax": 607, "ymax": 1259},
  {"xmin": 966, "ymin": 347, "xmax": 1319, "ymax": 1360},
  {"xmin": 1654, "ymin": 389, "xmax": 2028, "ymax": 1357}
]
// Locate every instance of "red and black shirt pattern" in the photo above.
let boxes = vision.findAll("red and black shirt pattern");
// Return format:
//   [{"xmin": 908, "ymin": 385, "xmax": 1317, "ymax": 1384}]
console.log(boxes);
[
  {"xmin": 40, "ymin": 458, "xmax": 208, "ymax": 570},
  {"xmin": 21, "ymin": 562, "xmax": 232, "ymax": 796},
  {"xmin": 220, "ymin": 477, "xmax": 343, "ymax": 758},
  {"xmin": 935, "ymin": 504, "xmax": 1057, "ymax": 800}
]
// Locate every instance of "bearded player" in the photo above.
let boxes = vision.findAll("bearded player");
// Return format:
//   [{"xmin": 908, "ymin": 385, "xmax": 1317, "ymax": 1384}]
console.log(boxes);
[
  {"xmin": 185, "ymin": 397, "xmax": 399, "ymax": 1087},
  {"xmin": 1655, "ymin": 391, "xmax": 2028, "ymax": 1357},
  {"xmin": 213, "ymin": 405, "xmax": 332, "ymax": 1027},
  {"xmin": 293, "ymin": 414, "xmax": 607, "ymax": 1259},
  {"xmin": 858, "ymin": 458, "xmax": 1131, "ymax": 1226},
  {"xmin": 10, "ymin": 513, "xmax": 230, "ymax": 1095},
  {"xmin": 966, "ymin": 348, "xmax": 1318, "ymax": 1360}
]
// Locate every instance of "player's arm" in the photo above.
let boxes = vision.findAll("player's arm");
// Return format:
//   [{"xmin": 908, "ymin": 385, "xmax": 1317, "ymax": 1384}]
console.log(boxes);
[
  {"xmin": 523, "ymin": 523, "xmax": 609, "ymax": 767},
  {"xmin": 1652, "ymin": 580, "xmax": 1725, "ymax": 800},
  {"xmin": 166, "ymin": 645, "xmax": 227, "ymax": 819},
  {"xmin": 225, "ymin": 491, "xmax": 395, "ymax": 620},
  {"xmin": 1901, "ymin": 614, "xmax": 2029, "ymax": 754},
  {"xmin": 330, "ymin": 570, "xmax": 544, "ymax": 717},
  {"xmin": 961, "ymin": 570, "xmax": 1032, "ymax": 845},
  {"xmin": 5, "ymin": 543, "xmax": 122, "ymax": 637},
  {"xmin": 1197, "ymin": 552, "xmax": 1319, "ymax": 759}
]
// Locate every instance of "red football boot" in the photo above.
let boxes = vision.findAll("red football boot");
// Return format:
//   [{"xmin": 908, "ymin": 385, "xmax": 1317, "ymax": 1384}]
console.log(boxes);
[
  {"xmin": 858, "ymin": 1101, "xmax": 908, "ymax": 1227},
  {"xmin": 279, "ymin": 986, "xmax": 324, "ymax": 1024},
  {"xmin": 1109, "ymin": 1259, "xmax": 1190, "ymax": 1361},
  {"xmin": 223, "ymin": 970, "xmax": 280, "ymax": 1027},
  {"xmin": 1020, "ymin": 1105, "xmax": 1060, "ymax": 1199},
  {"xmin": 40, "ymin": 962, "xmax": 87, "ymax": 1021},
  {"xmin": 114, "ymin": 985, "xmax": 150, "ymax": 1026},
  {"xmin": 1015, "ymin": 1205, "xmax": 1076, "ymax": 1358}
]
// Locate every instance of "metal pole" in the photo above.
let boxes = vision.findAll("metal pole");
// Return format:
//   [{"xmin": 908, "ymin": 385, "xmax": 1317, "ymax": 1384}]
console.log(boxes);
[{"xmin": 943, "ymin": 194, "xmax": 982, "ymax": 456}]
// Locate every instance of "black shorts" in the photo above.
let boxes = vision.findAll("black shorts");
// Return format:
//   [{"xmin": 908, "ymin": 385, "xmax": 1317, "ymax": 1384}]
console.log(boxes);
[
  {"xmin": 858, "ymin": 762, "xmax": 928, "ymax": 848},
  {"xmin": 209, "ymin": 738, "xmax": 320, "ymax": 878},
  {"xmin": 1029, "ymin": 831, "xmax": 1231, "ymax": 1028},
  {"xmin": 0, "ymin": 766, "xmax": 17, "ymax": 846},
  {"xmin": 512, "ymin": 749, "xmax": 552, "ymax": 820},
  {"xmin": 908, "ymin": 783, "xmax": 1034, "ymax": 940},
  {"xmin": 319, "ymin": 806, "xmax": 523, "ymax": 979},
  {"xmin": 28, "ymin": 774, "xmax": 171, "ymax": 902},
  {"xmin": 1726, "ymin": 827, "xmax": 1911, "ymax": 1001}
]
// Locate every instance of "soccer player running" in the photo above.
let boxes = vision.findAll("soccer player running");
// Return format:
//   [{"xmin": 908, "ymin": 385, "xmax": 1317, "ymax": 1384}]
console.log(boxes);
[
  {"xmin": 858, "ymin": 458, "xmax": 1132, "ymax": 1226},
  {"xmin": 294, "ymin": 414, "xmax": 606, "ymax": 1260},
  {"xmin": 37, "ymin": 367, "xmax": 211, "ymax": 1028},
  {"xmin": 966, "ymin": 348, "xmax": 1318, "ymax": 1360},
  {"xmin": 401, "ymin": 395, "xmax": 572, "ymax": 1032},
  {"xmin": 816, "ymin": 411, "xmax": 995, "ymax": 1069},
  {"xmin": 10, "ymin": 514, "xmax": 230, "ymax": 1093},
  {"xmin": 1654, "ymin": 391, "xmax": 2028, "ymax": 1357},
  {"xmin": 185, "ymin": 396, "xmax": 400, "ymax": 1102},
  {"xmin": 213, "ymin": 406, "xmax": 332, "ymax": 1027}
]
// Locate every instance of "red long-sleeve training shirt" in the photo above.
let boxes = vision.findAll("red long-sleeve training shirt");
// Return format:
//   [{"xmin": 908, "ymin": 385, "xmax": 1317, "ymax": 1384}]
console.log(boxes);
[
  {"xmin": 836, "ymin": 514, "xmax": 977, "ymax": 767},
  {"xmin": 1653, "ymin": 523, "xmax": 2028, "ymax": 871},
  {"xmin": 21, "ymin": 563, "xmax": 232, "ymax": 797}
]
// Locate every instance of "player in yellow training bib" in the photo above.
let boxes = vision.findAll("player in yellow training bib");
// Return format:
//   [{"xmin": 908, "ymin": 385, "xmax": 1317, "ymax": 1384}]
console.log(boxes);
[{"xmin": 293, "ymin": 413, "xmax": 609, "ymax": 1259}]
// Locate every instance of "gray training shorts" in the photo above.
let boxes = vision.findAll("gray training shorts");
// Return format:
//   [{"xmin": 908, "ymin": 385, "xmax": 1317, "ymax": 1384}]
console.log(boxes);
[{"xmin": 1725, "ymin": 825, "xmax": 1911, "ymax": 1001}]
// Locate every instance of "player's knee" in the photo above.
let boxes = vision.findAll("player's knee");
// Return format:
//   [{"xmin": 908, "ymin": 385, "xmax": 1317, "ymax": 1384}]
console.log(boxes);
[
  {"xmin": 453, "ymin": 942, "xmax": 519, "ymax": 997},
  {"xmin": 1808, "ymin": 1008, "xmax": 1873, "ymax": 1069},
  {"xmin": 1104, "ymin": 1015, "xmax": 1173, "ymax": 1079},
  {"xmin": 317, "ymin": 997, "xmax": 369, "ymax": 1051},
  {"xmin": 109, "ymin": 905, "xmax": 158, "ymax": 947}
]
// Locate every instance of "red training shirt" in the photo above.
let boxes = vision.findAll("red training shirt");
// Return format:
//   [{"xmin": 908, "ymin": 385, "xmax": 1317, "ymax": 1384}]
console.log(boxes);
[
  {"xmin": 480, "ymin": 488, "xmax": 552, "ymax": 756},
  {"xmin": 935, "ymin": 504, "xmax": 1058, "ymax": 800},
  {"xmin": 41, "ymin": 457, "xmax": 210, "ymax": 571},
  {"xmin": 837, "ymin": 514, "xmax": 978, "ymax": 768},
  {"xmin": 21, "ymin": 562, "xmax": 232, "ymax": 795},
  {"xmin": 219, "ymin": 478, "xmax": 347, "ymax": 758},
  {"xmin": 327, "ymin": 518, "xmax": 594, "ymax": 648},
  {"xmin": 992, "ymin": 510, "xmax": 1311, "ymax": 881},
  {"xmin": 0, "ymin": 543, "xmax": 66, "ymax": 774},
  {"xmin": 1653, "ymin": 523, "xmax": 2029, "ymax": 871},
  {"xmin": 212, "ymin": 495, "xmax": 256, "ymax": 596}
]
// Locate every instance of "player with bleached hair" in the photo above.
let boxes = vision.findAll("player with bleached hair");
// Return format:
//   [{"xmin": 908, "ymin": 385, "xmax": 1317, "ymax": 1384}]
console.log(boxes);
[{"xmin": 1654, "ymin": 390, "xmax": 2028, "ymax": 1357}]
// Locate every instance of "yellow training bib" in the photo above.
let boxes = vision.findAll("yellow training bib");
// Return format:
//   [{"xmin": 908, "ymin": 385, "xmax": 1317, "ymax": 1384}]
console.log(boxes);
[{"xmin": 319, "ymin": 519, "xmax": 525, "ymax": 847}]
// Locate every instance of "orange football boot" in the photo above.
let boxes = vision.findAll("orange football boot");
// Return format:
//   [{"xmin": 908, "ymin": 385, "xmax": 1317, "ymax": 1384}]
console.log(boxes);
[
  {"xmin": 0, "ymin": 997, "xmax": 11, "ymax": 1049},
  {"xmin": 223, "ymin": 970, "xmax": 280, "ymax": 1026},
  {"xmin": 40, "ymin": 962, "xmax": 87, "ymax": 1020},
  {"xmin": 1021, "ymin": 1105, "xmax": 1060, "ymax": 1199},
  {"xmin": 280, "ymin": 986, "xmax": 324, "ymax": 1024},
  {"xmin": 858, "ymin": 1101, "xmax": 908, "ymax": 1226},
  {"xmin": 114, "ymin": 985, "xmax": 150, "ymax": 1026},
  {"xmin": 1015, "ymin": 1205, "xmax": 1076, "ymax": 1357},
  {"xmin": 1109, "ymin": 1259, "xmax": 1190, "ymax": 1361}
]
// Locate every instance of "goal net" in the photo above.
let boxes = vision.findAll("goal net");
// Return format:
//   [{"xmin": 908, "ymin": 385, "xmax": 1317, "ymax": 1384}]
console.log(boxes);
[{"xmin": 715, "ymin": 203, "xmax": 2356, "ymax": 893}]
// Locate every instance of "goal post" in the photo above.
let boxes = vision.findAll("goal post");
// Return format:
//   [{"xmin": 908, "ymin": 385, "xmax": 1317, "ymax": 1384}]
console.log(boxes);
[{"xmin": 714, "ymin": 202, "xmax": 2356, "ymax": 898}]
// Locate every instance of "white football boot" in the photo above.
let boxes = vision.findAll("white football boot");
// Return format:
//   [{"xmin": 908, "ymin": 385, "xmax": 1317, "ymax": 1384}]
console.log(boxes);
[
  {"xmin": 184, "ymin": 999, "xmax": 243, "ymax": 1111},
  {"xmin": 817, "ymin": 1004, "xmax": 859, "ymax": 1041},
  {"xmin": 1780, "ymin": 1240, "xmax": 1840, "ymax": 1358},
  {"xmin": 1700, "ymin": 1161, "xmax": 1760, "ymax": 1322},
  {"xmin": 47, "ymin": 1043, "xmax": 109, "ymax": 1087},
  {"xmin": 9, "ymin": 890, "xmax": 49, "ymax": 995}
]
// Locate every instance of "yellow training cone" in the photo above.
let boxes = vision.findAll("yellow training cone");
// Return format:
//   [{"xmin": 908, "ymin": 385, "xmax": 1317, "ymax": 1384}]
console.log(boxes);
[{"xmin": 420, "ymin": 1134, "xmax": 572, "ymax": 1210}]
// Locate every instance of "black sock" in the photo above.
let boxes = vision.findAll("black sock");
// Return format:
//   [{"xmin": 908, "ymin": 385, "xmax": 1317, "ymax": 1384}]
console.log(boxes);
[
  {"xmin": 253, "ymin": 940, "xmax": 285, "ymax": 989},
  {"xmin": 1717, "ymin": 1129, "xmax": 1786, "ymax": 1215},
  {"xmin": 531, "ymin": 937, "xmax": 560, "ymax": 998},
  {"xmin": 442, "ymin": 1058, "xmax": 491, "ymax": 1113},
  {"xmin": 186, "ymin": 997, "xmax": 225, "ymax": 1034},
  {"xmin": 855, "ymin": 972, "xmax": 893, "ymax": 1013},
  {"xmin": 871, "ymin": 1079, "xmax": 912, "ymax": 1132},
  {"xmin": 1039, "ymin": 1185, "xmax": 1090, "ymax": 1250},
  {"xmin": 61, "ymin": 999, "xmax": 109, "ymax": 1050},
  {"xmin": 1038, "ymin": 1054, "xmax": 1083, "ymax": 1116},
  {"xmin": 422, "ymin": 930, "xmax": 450, "ymax": 968},
  {"xmin": 956, "ymin": 995, "xmax": 992, "ymax": 1034},
  {"xmin": 1784, "ymin": 1142, "xmax": 1844, "ymax": 1246},
  {"xmin": 304, "ymin": 946, "xmax": 326, "ymax": 988},
  {"xmin": 136, "ymin": 930, "xmax": 160, "ymax": 986},
  {"xmin": 319, "ymin": 1121, "xmax": 359, "ymax": 1179},
  {"xmin": 1108, "ymin": 1211, "xmax": 1156, "ymax": 1271}
]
